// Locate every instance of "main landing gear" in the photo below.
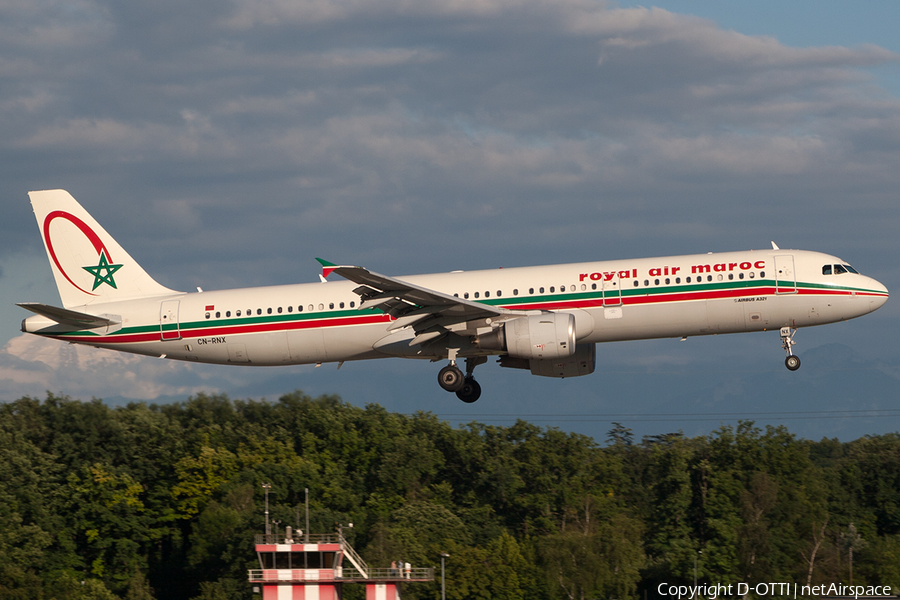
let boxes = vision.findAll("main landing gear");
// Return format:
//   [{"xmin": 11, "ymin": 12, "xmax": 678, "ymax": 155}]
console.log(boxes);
[
  {"xmin": 437, "ymin": 354, "xmax": 486, "ymax": 403},
  {"xmin": 780, "ymin": 326, "xmax": 801, "ymax": 371}
]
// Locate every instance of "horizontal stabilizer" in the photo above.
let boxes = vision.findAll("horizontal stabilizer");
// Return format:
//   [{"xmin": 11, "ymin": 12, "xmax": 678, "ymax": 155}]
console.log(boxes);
[{"xmin": 17, "ymin": 302, "xmax": 119, "ymax": 328}]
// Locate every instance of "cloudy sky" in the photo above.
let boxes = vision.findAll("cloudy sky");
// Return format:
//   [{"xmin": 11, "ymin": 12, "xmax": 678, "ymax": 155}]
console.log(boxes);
[{"xmin": 2, "ymin": 0, "xmax": 899, "ymax": 441}]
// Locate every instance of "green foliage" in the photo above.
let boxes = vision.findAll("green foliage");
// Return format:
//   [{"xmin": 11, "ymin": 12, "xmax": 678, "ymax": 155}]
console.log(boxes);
[{"xmin": 2, "ymin": 392, "xmax": 900, "ymax": 600}]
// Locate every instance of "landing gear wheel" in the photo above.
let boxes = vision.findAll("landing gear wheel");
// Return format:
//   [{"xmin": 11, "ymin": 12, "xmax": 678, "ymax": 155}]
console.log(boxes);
[
  {"xmin": 780, "ymin": 327, "xmax": 801, "ymax": 372},
  {"xmin": 785, "ymin": 355, "xmax": 801, "ymax": 371},
  {"xmin": 438, "ymin": 364, "xmax": 465, "ymax": 392},
  {"xmin": 456, "ymin": 378, "xmax": 482, "ymax": 403}
]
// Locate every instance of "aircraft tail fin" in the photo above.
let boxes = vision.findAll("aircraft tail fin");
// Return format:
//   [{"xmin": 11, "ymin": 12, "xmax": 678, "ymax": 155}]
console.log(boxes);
[{"xmin": 28, "ymin": 189, "xmax": 180, "ymax": 309}]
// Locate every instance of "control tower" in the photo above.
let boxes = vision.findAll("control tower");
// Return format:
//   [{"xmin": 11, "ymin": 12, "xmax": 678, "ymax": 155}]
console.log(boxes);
[{"xmin": 249, "ymin": 526, "xmax": 434, "ymax": 599}]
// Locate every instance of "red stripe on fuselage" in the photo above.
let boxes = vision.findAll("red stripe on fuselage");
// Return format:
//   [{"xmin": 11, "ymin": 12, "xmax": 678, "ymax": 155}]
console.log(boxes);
[{"xmin": 47, "ymin": 285, "xmax": 882, "ymax": 344}]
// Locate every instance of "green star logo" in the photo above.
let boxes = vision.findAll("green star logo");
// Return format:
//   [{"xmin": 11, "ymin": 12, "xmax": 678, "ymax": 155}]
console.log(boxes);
[{"xmin": 83, "ymin": 250, "xmax": 123, "ymax": 291}]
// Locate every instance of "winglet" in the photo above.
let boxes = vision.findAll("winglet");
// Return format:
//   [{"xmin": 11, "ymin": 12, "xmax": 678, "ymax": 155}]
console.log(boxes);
[{"xmin": 316, "ymin": 258, "xmax": 339, "ymax": 279}]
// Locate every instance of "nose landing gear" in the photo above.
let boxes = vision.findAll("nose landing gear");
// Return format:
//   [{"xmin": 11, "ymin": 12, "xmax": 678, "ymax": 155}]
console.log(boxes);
[
  {"xmin": 780, "ymin": 326, "xmax": 801, "ymax": 371},
  {"xmin": 436, "ymin": 354, "xmax": 485, "ymax": 402}
]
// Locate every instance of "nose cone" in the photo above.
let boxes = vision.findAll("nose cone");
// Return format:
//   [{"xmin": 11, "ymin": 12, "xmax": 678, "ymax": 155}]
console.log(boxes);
[{"xmin": 867, "ymin": 277, "xmax": 889, "ymax": 312}]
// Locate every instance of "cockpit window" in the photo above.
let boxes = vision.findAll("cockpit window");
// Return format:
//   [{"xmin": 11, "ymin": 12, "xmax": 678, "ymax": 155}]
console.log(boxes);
[
  {"xmin": 833, "ymin": 264, "xmax": 848, "ymax": 274},
  {"xmin": 822, "ymin": 265, "xmax": 832, "ymax": 275},
  {"xmin": 843, "ymin": 264, "xmax": 859, "ymax": 274}
]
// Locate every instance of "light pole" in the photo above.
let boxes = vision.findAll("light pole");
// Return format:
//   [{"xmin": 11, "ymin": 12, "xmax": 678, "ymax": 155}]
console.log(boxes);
[
  {"xmin": 440, "ymin": 552, "xmax": 449, "ymax": 600},
  {"xmin": 694, "ymin": 549, "xmax": 702, "ymax": 586},
  {"xmin": 262, "ymin": 483, "xmax": 272, "ymax": 536}
]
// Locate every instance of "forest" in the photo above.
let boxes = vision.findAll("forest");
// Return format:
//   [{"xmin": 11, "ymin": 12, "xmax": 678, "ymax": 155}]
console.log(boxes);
[{"xmin": 1, "ymin": 391, "xmax": 899, "ymax": 600}]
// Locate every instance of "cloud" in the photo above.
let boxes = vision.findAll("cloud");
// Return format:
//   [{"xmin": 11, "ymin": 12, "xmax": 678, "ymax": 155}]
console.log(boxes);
[
  {"xmin": 0, "ymin": 334, "xmax": 217, "ymax": 401},
  {"xmin": 0, "ymin": 0, "xmax": 898, "ymax": 428}
]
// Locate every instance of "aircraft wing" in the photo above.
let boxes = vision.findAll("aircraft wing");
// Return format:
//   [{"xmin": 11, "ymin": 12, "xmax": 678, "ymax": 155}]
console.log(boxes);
[
  {"xmin": 317, "ymin": 259, "xmax": 520, "ymax": 345},
  {"xmin": 17, "ymin": 302, "xmax": 119, "ymax": 329}
]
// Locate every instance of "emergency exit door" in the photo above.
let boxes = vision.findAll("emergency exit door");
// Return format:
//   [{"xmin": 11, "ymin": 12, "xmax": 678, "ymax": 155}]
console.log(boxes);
[
  {"xmin": 160, "ymin": 300, "xmax": 181, "ymax": 340},
  {"xmin": 774, "ymin": 255, "xmax": 797, "ymax": 294}
]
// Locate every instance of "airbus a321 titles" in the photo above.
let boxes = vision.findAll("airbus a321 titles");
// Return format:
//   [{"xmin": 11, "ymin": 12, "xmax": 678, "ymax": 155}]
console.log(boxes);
[{"xmin": 19, "ymin": 190, "xmax": 889, "ymax": 402}]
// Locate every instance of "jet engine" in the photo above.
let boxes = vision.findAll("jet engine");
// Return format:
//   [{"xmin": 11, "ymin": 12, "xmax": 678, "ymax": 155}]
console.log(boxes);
[
  {"xmin": 499, "ymin": 343, "xmax": 596, "ymax": 378},
  {"xmin": 475, "ymin": 313, "xmax": 575, "ymax": 359}
]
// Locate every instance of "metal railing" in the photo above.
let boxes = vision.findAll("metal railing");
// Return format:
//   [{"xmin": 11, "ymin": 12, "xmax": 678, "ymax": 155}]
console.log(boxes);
[
  {"xmin": 248, "ymin": 567, "xmax": 434, "ymax": 583},
  {"xmin": 255, "ymin": 533, "xmax": 340, "ymax": 545},
  {"xmin": 338, "ymin": 532, "xmax": 368, "ymax": 578}
]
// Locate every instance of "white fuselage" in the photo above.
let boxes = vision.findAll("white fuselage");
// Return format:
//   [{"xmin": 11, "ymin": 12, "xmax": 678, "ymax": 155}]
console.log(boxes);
[{"xmin": 26, "ymin": 249, "xmax": 888, "ymax": 366}]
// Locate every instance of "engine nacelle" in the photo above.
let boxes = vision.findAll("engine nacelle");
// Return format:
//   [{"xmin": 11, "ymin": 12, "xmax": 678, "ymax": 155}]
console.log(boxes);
[
  {"xmin": 476, "ymin": 313, "xmax": 575, "ymax": 360},
  {"xmin": 499, "ymin": 343, "xmax": 596, "ymax": 378}
]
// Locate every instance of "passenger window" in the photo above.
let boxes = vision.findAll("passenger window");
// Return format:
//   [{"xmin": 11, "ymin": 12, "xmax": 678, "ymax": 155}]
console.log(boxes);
[
  {"xmin": 317, "ymin": 303, "xmax": 324, "ymax": 311},
  {"xmin": 277, "ymin": 307, "xmax": 282, "ymax": 313},
  {"xmin": 513, "ymin": 289, "xmax": 519, "ymax": 296},
  {"xmin": 205, "ymin": 312, "xmax": 210, "ymax": 319},
  {"xmin": 739, "ymin": 273, "xmax": 744, "ymax": 280},
  {"xmin": 350, "ymin": 302, "xmax": 355, "ymax": 308},
  {"xmin": 592, "ymin": 283, "xmax": 597, "ymax": 290},
  {"xmin": 298, "ymin": 306, "xmax": 303, "ymax": 312},
  {"xmin": 474, "ymin": 292, "xmax": 479, "ymax": 298},
  {"xmin": 707, "ymin": 275, "xmax": 713, "ymax": 282},
  {"xmin": 580, "ymin": 284, "xmax": 586, "ymax": 291},
  {"xmin": 529, "ymin": 288, "xmax": 534, "ymax": 294},
  {"xmin": 287, "ymin": 306, "xmax": 292, "ymax": 313},
  {"xmin": 822, "ymin": 265, "xmax": 832, "ymax": 275},
  {"xmin": 687, "ymin": 276, "xmax": 691, "ymax": 283},
  {"xmin": 236, "ymin": 310, "xmax": 242, "ymax": 316},
  {"xmin": 644, "ymin": 280, "xmax": 649, "ymax": 286},
  {"xmin": 464, "ymin": 292, "xmax": 469, "ymax": 299},
  {"xmin": 226, "ymin": 311, "xmax": 231, "ymax": 317},
  {"xmin": 497, "ymin": 290, "xmax": 502, "ymax": 297},
  {"xmin": 257, "ymin": 309, "xmax": 262, "ymax": 315},
  {"xmin": 570, "ymin": 285, "xmax": 576, "ymax": 292},
  {"xmin": 717, "ymin": 274, "xmax": 723, "ymax": 281},
  {"xmin": 760, "ymin": 271, "xmax": 765, "ymax": 278},
  {"xmin": 633, "ymin": 281, "xmax": 639, "ymax": 287},
  {"xmin": 550, "ymin": 286, "xmax": 556, "ymax": 293},
  {"xmin": 540, "ymin": 287, "xmax": 545, "ymax": 293},
  {"xmin": 749, "ymin": 272, "xmax": 755, "ymax": 279},
  {"xmin": 485, "ymin": 291, "xmax": 490, "ymax": 298},
  {"xmin": 267, "ymin": 308, "xmax": 273, "ymax": 314},
  {"xmin": 340, "ymin": 302, "xmax": 344, "ymax": 308},
  {"xmin": 665, "ymin": 278, "xmax": 670, "ymax": 284},
  {"xmin": 728, "ymin": 274, "xmax": 733, "ymax": 280},
  {"xmin": 675, "ymin": 277, "xmax": 680, "ymax": 284},
  {"xmin": 654, "ymin": 279, "xmax": 659, "ymax": 285},
  {"xmin": 329, "ymin": 303, "xmax": 334, "ymax": 309}
]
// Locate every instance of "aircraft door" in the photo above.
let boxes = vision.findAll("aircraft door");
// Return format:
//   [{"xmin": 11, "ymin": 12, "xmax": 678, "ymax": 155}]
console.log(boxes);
[
  {"xmin": 602, "ymin": 275, "xmax": 622, "ymax": 306},
  {"xmin": 774, "ymin": 255, "xmax": 797, "ymax": 294},
  {"xmin": 160, "ymin": 300, "xmax": 181, "ymax": 340}
]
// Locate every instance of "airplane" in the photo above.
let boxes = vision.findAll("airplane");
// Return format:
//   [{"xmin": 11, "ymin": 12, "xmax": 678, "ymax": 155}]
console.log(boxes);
[{"xmin": 18, "ymin": 189, "xmax": 889, "ymax": 403}]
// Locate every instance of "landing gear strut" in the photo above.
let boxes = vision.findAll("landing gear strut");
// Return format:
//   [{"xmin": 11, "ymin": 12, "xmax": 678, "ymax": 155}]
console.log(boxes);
[
  {"xmin": 780, "ymin": 326, "xmax": 801, "ymax": 371},
  {"xmin": 456, "ymin": 357, "xmax": 486, "ymax": 403},
  {"xmin": 436, "ymin": 354, "xmax": 485, "ymax": 402}
]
